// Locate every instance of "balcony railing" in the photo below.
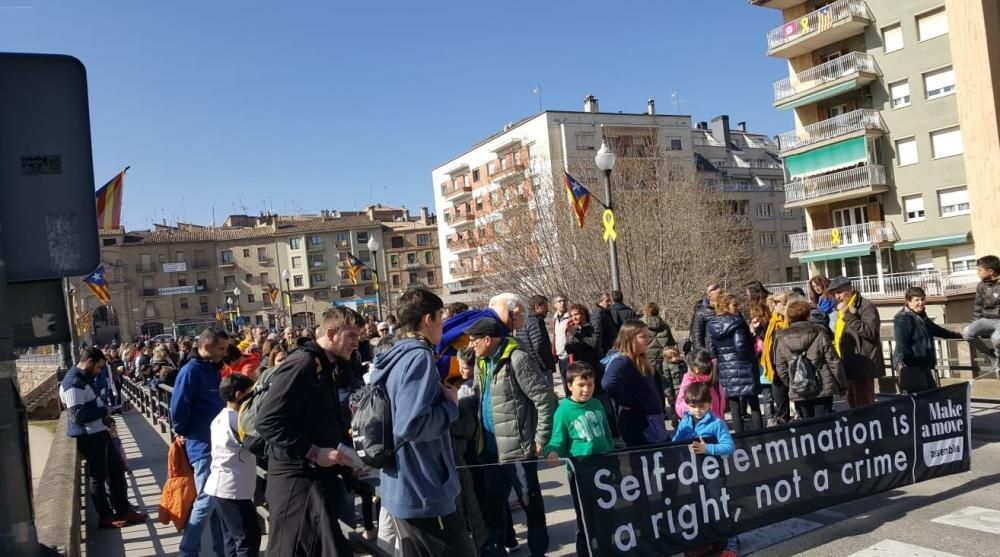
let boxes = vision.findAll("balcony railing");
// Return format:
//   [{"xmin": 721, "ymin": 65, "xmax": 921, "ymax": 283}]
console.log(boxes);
[
  {"xmin": 441, "ymin": 182, "xmax": 473, "ymax": 199},
  {"xmin": 307, "ymin": 241, "xmax": 324, "ymax": 251},
  {"xmin": 218, "ymin": 258, "xmax": 236, "ymax": 267},
  {"xmin": 140, "ymin": 288, "xmax": 157, "ymax": 297},
  {"xmin": 766, "ymin": 0, "xmax": 870, "ymax": 52},
  {"xmin": 449, "ymin": 213, "xmax": 475, "ymax": 227},
  {"xmin": 773, "ymin": 52, "xmax": 879, "ymax": 103},
  {"xmin": 135, "ymin": 263, "xmax": 156, "ymax": 273},
  {"xmin": 777, "ymin": 109, "xmax": 885, "ymax": 153},
  {"xmin": 309, "ymin": 260, "xmax": 327, "ymax": 270},
  {"xmin": 784, "ymin": 165, "xmax": 887, "ymax": 205},
  {"xmin": 258, "ymin": 256, "xmax": 274, "ymax": 266},
  {"xmin": 768, "ymin": 270, "xmax": 978, "ymax": 300},
  {"xmin": 451, "ymin": 267, "xmax": 474, "ymax": 279},
  {"xmin": 192, "ymin": 259, "xmax": 211, "ymax": 269},
  {"xmin": 789, "ymin": 220, "xmax": 897, "ymax": 253},
  {"xmin": 447, "ymin": 238, "xmax": 479, "ymax": 253}
]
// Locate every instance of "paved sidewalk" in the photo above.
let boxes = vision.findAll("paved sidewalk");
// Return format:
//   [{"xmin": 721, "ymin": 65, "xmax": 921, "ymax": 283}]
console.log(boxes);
[{"xmin": 28, "ymin": 423, "xmax": 53, "ymax": 494}]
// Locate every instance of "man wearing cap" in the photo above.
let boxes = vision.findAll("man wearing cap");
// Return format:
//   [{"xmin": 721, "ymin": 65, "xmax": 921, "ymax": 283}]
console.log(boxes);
[
  {"xmin": 466, "ymin": 317, "xmax": 557, "ymax": 557},
  {"xmin": 828, "ymin": 276, "xmax": 884, "ymax": 407}
]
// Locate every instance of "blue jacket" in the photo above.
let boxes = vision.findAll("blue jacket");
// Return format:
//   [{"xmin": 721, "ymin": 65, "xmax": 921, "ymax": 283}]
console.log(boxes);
[
  {"xmin": 707, "ymin": 314, "xmax": 758, "ymax": 397},
  {"xmin": 169, "ymin": 355, "xmax": 224, "ymax": 463},
  {"xmin": 370, "ymin": 338, "xmax": 460, "ymax": 519},
  {"xmin": 672, "ymin": 411, "xmax": 735, "ymax": 457},
  {"xmin": 59, "ymin": 367, "xmax": 109, "ymax": 437},
  {"xmin": 601, "ymin": 351, "xmax": 666, "ymax": 447}
]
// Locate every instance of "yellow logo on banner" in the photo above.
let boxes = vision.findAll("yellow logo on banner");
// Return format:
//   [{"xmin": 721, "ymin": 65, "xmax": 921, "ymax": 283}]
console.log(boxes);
[
  {"xmin": 831, "ymin": 228, "xmax": 842, "ymax": 246},
  {"xmin": 602, "ymin": 209, "xmax": 618, "ymax": 241}
]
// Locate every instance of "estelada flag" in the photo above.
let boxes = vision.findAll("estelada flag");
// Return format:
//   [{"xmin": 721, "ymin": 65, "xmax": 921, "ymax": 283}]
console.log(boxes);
[
  {"xmin": 76, "ymin": 311, "xmax": 92, "ymax": 335},
  {"xmin": 96, "ymin": 168, "xmax": 128, "ymax": 229},
  {"xmin": 564, "ymin": 172, "xmax": 592, "ymax": 228},
  {"xmin": 83, "ymin": 264, "xmax": 112, "ymax": 305},
  {"xmin": 215, "ymin": 307, "xmax": 225, "ymax": 321},
  {"xmin": 268, "ymin": 283, "xmax": 280, "ymax": 304},
  {"xmin": 345, "ymin": 253, "xmax": 365, "ymax": 285}
]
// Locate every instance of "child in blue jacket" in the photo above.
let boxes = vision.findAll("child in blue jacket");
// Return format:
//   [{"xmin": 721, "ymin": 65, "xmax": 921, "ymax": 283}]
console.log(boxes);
[{"xmin": 673, "ymin": 382, "xmax": 739, "ymax": 556}]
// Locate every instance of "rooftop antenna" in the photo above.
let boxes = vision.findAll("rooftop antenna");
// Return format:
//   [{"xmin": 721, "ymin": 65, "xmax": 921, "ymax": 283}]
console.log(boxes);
[
  {"xmin": 671, "ymin": 90, "xmax": 684, "ymax": 111},
  {"xmin": 532, "ymin": 83, "xmax": 542, "ymax": 112}
]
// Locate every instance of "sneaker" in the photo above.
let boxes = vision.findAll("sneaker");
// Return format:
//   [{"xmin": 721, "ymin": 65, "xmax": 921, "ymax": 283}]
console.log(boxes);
[
  {"xmin": 115, "ymin": 509, "xmax": 148, "ymax": 524},
  {"xmin": 720, "ymin": 550, "xmax": 738, "ymax": 557},
  {"xmin": 99, "ymin": 517, "xmax": 127, "ymax": 529}
]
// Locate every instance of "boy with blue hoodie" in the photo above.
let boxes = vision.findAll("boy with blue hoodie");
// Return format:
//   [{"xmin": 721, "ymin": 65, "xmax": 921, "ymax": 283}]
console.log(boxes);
[
  {"xmin": 673, "ymin": 382, "xmax": 738, "ymax": 557},
  {"xmin": 369, "ymin": 288, "xmax": 477, "ymax": 556}
]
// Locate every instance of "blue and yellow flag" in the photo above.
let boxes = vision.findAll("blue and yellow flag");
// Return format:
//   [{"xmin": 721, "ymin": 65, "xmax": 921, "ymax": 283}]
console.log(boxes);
[
  {"xmin": 83, "ymin": 264, "xmax": 112, "ymax": 305},
  {"xmin": 564, "ymin": 172, "xmax": 592, "ymax": 228},
  {"xmin": 345, "ymin": 253, "xmax": 365, "ymax": 285}
]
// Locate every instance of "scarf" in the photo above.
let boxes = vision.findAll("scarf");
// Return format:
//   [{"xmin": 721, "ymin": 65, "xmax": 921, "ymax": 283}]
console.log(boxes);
[
  {"xmin": 833, "ymin": 293, "xmax": 858, "ymax": 357},
  {"xmin": 761, "ymin": 312, "xmax": 786, "ymax": 382}
]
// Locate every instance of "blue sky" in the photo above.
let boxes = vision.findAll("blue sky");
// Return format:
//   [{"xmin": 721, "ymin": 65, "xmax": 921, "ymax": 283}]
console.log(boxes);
[{"xmin": 1, "ymin": 0, "xmax": 789, "ymax": 229}]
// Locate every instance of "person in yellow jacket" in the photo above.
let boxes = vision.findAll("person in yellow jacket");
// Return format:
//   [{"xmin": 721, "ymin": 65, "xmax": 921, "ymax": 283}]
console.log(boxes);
[{"xmin": 829, "ymin": 276, "xmax": 885, "ymax": 407}]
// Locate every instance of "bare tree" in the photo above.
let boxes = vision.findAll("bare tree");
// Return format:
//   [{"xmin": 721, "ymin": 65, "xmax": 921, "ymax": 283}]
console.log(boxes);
[{"xmin": 472, "ymin": 143, "xmax": 763, "ymax": 334}]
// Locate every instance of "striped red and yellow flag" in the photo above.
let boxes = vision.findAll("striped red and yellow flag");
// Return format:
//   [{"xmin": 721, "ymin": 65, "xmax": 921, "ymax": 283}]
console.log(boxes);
[{"xmin": 96, "ymin": 168, "xmax": 128, "ymax": 229}]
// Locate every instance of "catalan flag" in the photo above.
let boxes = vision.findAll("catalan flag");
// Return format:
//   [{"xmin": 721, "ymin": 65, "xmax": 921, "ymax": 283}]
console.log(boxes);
[
  {"xmin": 345, "ymin": 253, "xmax": 365, "ymax": 285},
  {"xmin": 564, "ymin": 172, "xmax": 592, "ymax": 228},
  {"xmin": 215, "ymin": 307, "xmax": 225, "ymax": 321},
  {"xmin": 268, "ymin": 283, "xmax": 281, "ymax": 305},
  {"xmin": 75, "ymin": 310, "xmax": 92, "ymax": 336},
  {"xmin": 82, "ymin": 264, "xmax": 112, "ymax": 305},
  {"xmin": 95, "ymin": 167, "xmax": 128, "ymax": 229}
]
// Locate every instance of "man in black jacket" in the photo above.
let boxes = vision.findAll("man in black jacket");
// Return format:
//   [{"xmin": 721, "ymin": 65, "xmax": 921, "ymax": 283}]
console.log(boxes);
[
  {"xmin": 257, "ymin": 307, "xmax": 363, "ymax": 557},
  {"xmin": 607, "ymin": 290, "xmax": 637, "ymax": 339},
  {"xmin": 515, "ymin": 295, "xmax": 556, "ymax": 380},
  {"xmin": 591, "ymin": 292, "xmax": 615, "ymax": 355}
]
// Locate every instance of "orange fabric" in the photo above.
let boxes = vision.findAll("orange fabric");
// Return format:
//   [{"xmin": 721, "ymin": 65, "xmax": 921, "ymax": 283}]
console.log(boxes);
[{"xmin": 158, "ymin": 438, "xmax": 197, "ymax": 532}]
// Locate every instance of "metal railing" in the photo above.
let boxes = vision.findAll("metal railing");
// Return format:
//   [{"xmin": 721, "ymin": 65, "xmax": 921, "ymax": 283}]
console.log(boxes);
[
  {"xmin": 789, "ymin": 220, "xmax": 897, "ymax": 253},
  {"xmin": 135, "ymin": 263, "xmax": 156, "ymax": 273},
  {"xmin": 441, "ymin": 182, "xmax": 472, "ymax": 198},
  {"xmin": 778, "ymin": 109, "xmax": 886, "ymax": 152},
  {"xmin": 767, "ymin": 270, "xmax": 978, "ymax": 299},
  {"xmin": 784, "ymin": 165, "xmax": 886, "ymax": 203},
  {"xmin": 767, "ymin": 0, "xmax": 870, "ymax": 52},
  {"xmin": 774, "ymin": 52, "xmax": 879, "ymax": 102}
]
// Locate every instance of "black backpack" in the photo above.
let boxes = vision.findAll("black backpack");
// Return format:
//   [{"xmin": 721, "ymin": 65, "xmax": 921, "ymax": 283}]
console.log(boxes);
[
  {"xmin": 789, "ymin": 352, "xmax": 822, "ymax": 400},
  {"xmin": 350, "ymin": 372, "xmax": 404, "ymax": 469}
]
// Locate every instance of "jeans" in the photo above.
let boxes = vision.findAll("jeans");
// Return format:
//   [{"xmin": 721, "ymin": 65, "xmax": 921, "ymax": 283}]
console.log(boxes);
[
  {"xmin": 795, "ymin": 396, "xmax": 833, "ymax": 419},
  {"xmin": 212, "ymin": 497, "xmax": 260, "ymax": 557},
  {"xmin": 728, "ymin": 396, "xmax": 763, "ymax": 433},
  {"xmin": 480, "ymin": 454, "xmax": 549, "ymax": 557},
  {"xmin": 180, "ymin": 454, "xmax": 224, "ymax": 557},
  {"xmin": 77, "ymin": 430, "xmax": 129, "ymax": 519},
  {"xmin": 770, "ymin": 374, "xmax": 791, "ymax": 424},
  {"xmin": 963, "ymin": 318, "xmax": 1000, "ymax": 366}
]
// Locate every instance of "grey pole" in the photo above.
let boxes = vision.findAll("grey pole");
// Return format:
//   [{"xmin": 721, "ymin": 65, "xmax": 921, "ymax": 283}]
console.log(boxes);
[
  {"xmin": 371, "ymin": 250, "xmax": 382, "ymax": 321},
  {"xmin": 603, "ymin": 168, "xmax": 621, "ymax": 292}
]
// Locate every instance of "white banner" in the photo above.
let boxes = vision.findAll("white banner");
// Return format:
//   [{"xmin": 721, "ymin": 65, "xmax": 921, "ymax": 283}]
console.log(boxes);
[
  {"xmin": 157, "ymin": 285, "xmax": 196, "ymax": 295},
  {"xmin": 162, "ymin": 262, "xmax": 187, "ymax": 273}
]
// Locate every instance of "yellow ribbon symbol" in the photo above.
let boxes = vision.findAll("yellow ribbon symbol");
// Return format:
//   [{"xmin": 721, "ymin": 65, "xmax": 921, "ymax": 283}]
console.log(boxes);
[
  {"xmin": 602, "ymin": 209, "xmax": 618, "ymax": 241},
  {"xmin": 831, "ymin": 228, "xmax": 841, "ymax": 246}
]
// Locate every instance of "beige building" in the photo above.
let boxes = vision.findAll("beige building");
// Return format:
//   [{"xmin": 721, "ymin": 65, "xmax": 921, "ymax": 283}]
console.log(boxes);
[
  {"xmin": 751, "ymin": 0, "xmax": 982, "ymax": 307},
  {"xmin": 78, "ymin": 206, "xmax": 441, "ymax": 342},
  {"xmin": 382, "ymin": 209, "xmax": 440, "ymax": 311}
]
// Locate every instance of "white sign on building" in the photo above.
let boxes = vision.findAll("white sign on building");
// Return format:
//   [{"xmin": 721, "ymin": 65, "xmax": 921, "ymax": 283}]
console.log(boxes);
[
  {"xmin": 162, "ymin": 262, "xmax": 187, "ymax": 273},
  {"xmin": 157, "ymin": 285, "xmax": 196, "ymax": 296}
]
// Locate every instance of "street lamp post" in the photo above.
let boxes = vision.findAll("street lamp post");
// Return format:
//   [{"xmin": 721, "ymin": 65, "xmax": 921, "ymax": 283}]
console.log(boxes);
[
  {"xmin": 233, "ymin": 286, "xmax": 241, "ymax": 330},
  {"xmin": 367, "ymin": 236, "xmax": 383, "ymax": 320},
  {"xmin": 226, "ymin": 296, "xmax": 234, "ymax": 333},
  {"xmin": 282, "ymin": 269, "xmax": 292, "ymax": 327},
  {"xmin": 595, "ymin": 141, "xmax": 621, "ymax": 292}
]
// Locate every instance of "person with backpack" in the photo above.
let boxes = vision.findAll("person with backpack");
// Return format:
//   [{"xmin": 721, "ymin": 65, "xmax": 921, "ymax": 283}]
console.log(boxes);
[
  {"xmin": 774, "ymin": 300, "xmax": 845, "ymax": 418},
  {"xmin": 256, "ymin": 307, "xmax": 363, "ymax": 557},
  {"xmin": 367, "ymin": 288, "xmax": 477, "ymax": 556}
]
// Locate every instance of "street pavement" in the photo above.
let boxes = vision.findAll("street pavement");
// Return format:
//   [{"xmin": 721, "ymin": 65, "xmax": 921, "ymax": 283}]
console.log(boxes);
[{"xmin": 86, "ymin": 394, "xmax": 1000, "ymax": 556}]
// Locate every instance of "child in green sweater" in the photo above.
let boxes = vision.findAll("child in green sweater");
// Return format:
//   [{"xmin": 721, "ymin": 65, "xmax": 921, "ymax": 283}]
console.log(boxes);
[{"xmin": 545, "ymin": 362, "xmax": 614, "ymax": 556}]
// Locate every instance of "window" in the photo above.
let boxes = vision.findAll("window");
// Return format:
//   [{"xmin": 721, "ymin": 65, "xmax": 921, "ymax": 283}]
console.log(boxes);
[
  {"xmin": 311, "ymin": 273, "xmax": 326, "ymax": 283},
  {"xmin": 361, "ymin": 269, "xmax": 373, "ymax": 281},
  {"xmin": 221, "ymin": 249, "xmax": 234, "ymax": 263},
  {"xmin": 499, "ymin": 156, "xmax": 508, "ymax": 170},
  {"xmin": 755, "ymin": 203, "xmax": 773, "ymax": 219},
  {"xmin": 475, "ymin": 196, "xmax": 484, "ymax": 211},
  {"xmin": 782, "ymin": 233, "xmax": 791, "ymax": 246},
  {"xmin": 575, "ymin": 132, "xmax": 595, "ymax": 150},
  {"xmin": 390, "ymin": 236, "xmax": 404, "ymax": 249},
  {"xmin": 949, "ymin": 245, "xmax": 976, "ymax": 273},
  {"xmin": 785, "ymin": 266, "xmax": 803, "ymax": 282},
  {"xmin": 938, "ymin": 186, "xmax": 970, "ymax": 216},
  {"xmin": 903, "ymin": 195, "xmax": 926, "ymax": 222},
  {"xmin": 102, "ymin": 238, "xmax": 116, "ymax": 246},
  {"xmin": 931, "ymin": 126, "xmax": 963, "ymax": 159},
  {"xmin": 245, "ymin": 273, "xmax": 253, "ymax": 283},
  {"xmin": 196, "ymin": 277, "xmax": 208, "ymax": 291},
  {"xmin": 292, "ymin": 293, "xmax": 304, "ymax": 302},
  {"xmin": 247, "ymin": 293, "xmax": 256, "ymax": 303},
  {"xmin": 336, "ymin": 232, "xmax": 349, "ymax": 245},
  {"xmin": 291, "ymin": 256, "xmax": 302, "ymax": 269},
  {"xmin": 487, "ymin": 161, "xmax": 497, "ymax": 175},
  {"xmin": 924, "ymin": 66, "xmax": 956, "ymax": 100},
  {"xmin": 917, "ymin": 7, "xmax": 948, "ymax": 42},
  {"xmin": 257, "ymin": 247, "xmax": 268, "ymax": 261},
  {"xmin": 293, "ymin": 275, "xmax": 304, "ymax": 287},
  {"xmin": 409, "ymin": 272, "xmax": 418, "ymax": 284},
  {"xmin": 896, "ymin": 137, "xmax": 919, "ymax": 166},
  {"xmin": 668, "ymin": 137, "xmax": 683, "ymax": 151},
  {"xmin": 289, "ymin": 238, "xmax": 300, "ymax": 249},
  {"xmin": 309, "ymin": 254, "xmax": 324, "ymax": 268},
  {"xmin": 472, "ymin": 169, "xmax": 480, "ymax": 182},
  {"xmin": 889, "ymin": 80, "xmax": 911, "ymax": 108},
  {"xmin": 179, "ymin": 297, "xmax": 189, "ymax": 310},
  {"xmin": 407, "ymin": 253, "xmax": 417, "ymax": 265},
  {"xmin": 223, "ymin": 275, "xmax": 236, "ymax": 290},
  {"xmin": 175, "ymin": 251, "xmax": 185, "ymax": 262},
  {"xmin": 759, "ymin": 232, "xmax": 775, "ymax": 247},
  {"xmin": 158, "ymin": 253, "xmax": 167, "ymax": 263},
  {"xmin": 828, "ymin": 103, "xmax": 847, "ymax": 118},
  {"xmin": 177, "ymin": 274, "xmax": 187, "ymax": 287},
  {"xmin": 364, "ymin": 286, "xmax": 375, "ymax": 296},
  {"xmin": 145, "ymin": 301, "xmax": 156, "ymax": 318},
  {"xmin": 883, "ymin": 23, "xmax": 904, "ymax": 53},
  {"xmin": 309, "ymin": 235, "xmax": 322, "ymax": 246},
  {"xmin": 242, "ymin": 248, "xmax": 250, "ymax": 258},
  {"xmin": 391, "ymin": 274, "xmax": 400, "ymax": 288},
  {"xmin": 357, "ymin": 231, "xmax": 369, "ymax": 243},
  {"xmin": 425, "ymin": 251, "xmax": 433, "ymax": 264},
  {"xmin": 426, "ymin": 271, "xmax": 435, "ymax": 284},
  {"xmin": 781, "ymin": 208, "xmax": 795, "ymax": 218},
  {"xmin": 340, "ymin": 288, "xmax": 355, "ymax": 298},
  {"xmin": 255, "ymin": 315, "xmax": 264, "ymax": 326},
  {"xmin": 416, "ymin": 233, "xmax": 430, "ymax": 246},
  {"xmin": 199, "ymin": 296, "xmax": 209, "ymax": 314},
  {"xmin": 340, "ymin": 270, "xmax": 348, "ymax": 280},
  {"xmin": 260, "ymin": 272, "xmax": 270, "ymax": 285},
  {"xmin": 315, "ymin": 290, "xmax": 329, "ymax": 300},
  {"xmin": 914, "ymin": 250, "xmax": 935, "ymax": 271},
  {"xmin": 390, "ymin": 254, "xmax": 399, "ymax": 268}
]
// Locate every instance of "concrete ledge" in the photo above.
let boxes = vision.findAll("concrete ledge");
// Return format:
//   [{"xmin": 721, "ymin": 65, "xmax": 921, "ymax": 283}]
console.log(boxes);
[{"xmin": 34, "ymin": 414, "xmax": 80, "ymax": 557}]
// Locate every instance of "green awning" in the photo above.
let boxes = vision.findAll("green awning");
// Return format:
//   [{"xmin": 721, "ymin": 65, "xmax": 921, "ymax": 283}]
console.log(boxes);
[
  {"xmin": 893, "ymin": 233, "xmax": 970, "ymax": 251},
  {"xmin": 785, "ymin": 136, "xmax": 868, "ymax": 179},
  {"xmin": 799, "ymin": 244, "xmax": 873, "ymax": 263},
  {"xmin": 777, "ymin": 81, "xmax": 860, "ymax": 111}
]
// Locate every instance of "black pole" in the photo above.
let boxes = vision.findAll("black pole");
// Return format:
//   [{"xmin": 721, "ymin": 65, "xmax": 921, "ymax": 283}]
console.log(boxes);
[
  {"xmin": 284, "ymin": 278, "xmax": 292, "ymax": 327},
  {"xmin": 603, "ymin": 168, "xmax": 621, "ymax": 292}
]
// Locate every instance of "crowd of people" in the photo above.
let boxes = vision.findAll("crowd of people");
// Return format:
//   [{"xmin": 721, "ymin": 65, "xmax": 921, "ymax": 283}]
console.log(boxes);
[{"xmin": 56, "ymin": 254, "xmax": 1000, "ymax": 557}]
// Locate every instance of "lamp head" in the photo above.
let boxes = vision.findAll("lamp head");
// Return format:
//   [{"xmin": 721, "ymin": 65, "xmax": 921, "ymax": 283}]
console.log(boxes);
[
  {"xmin": 367, "ymin": 236, "xmax": 381, "ymax": 252},
  {"xmin": 595, "ymin": 141, "xmax": 616, "ymax": 172}
]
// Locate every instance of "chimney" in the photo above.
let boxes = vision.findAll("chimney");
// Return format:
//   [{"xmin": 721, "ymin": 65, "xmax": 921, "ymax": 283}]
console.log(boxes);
[
  {"xmin": 737, "ymin": 121, "xmax": 747, "ymax": 132},
  {"xmin": 583, "ymin": 94, "xmax": 599, "ymax": 113},
  {"xmin": 419, "ymin": 206, "xmax": 430, "ymax": 224},
  {"xmin": 697, "ymin": 121, "xmax": 708, "ymax": 130},
  {"xmin": 646, "ymin": 98, "xmax": 655, "ymax": 115},
  {"xmin": 711, "ymin": 115, "xmax": 732, "ymax": 148}
]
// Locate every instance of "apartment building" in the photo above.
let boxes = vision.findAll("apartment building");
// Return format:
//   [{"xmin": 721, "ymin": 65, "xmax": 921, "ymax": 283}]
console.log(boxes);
[
  {"xmin": 433, "ymin": 96, "xmax": 693, "ymax": 297},
  {"xmin": 751, "ymin": 0, "xmax": 982, "ymax": 307},
  {"xmin": 693, "ymin": 115, "xmax": 806, "ymax": 283},
  {"xmin": 78, "ymin": 206, "xmax": 439, "ymax": 342},
  {"xmin": 381, "ymin": 207, "xmax": 440, "ymax": 311}
]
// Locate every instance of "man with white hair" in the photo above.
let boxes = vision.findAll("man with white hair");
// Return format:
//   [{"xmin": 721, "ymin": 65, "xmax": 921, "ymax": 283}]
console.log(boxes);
[{"xmin": 489, "ymin": 292, "xmax": 528, "ymax": 332}]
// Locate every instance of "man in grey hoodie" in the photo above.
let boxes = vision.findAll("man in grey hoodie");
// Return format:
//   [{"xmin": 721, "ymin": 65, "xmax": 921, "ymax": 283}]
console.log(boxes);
[{"xmin": 369, "ymin": 288, "xmax": 476, "ymax": 557}]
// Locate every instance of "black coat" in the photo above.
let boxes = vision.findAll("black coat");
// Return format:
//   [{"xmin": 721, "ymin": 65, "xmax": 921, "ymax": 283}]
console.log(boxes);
[
  {"xmin": 707, "ymin": 313, "xmax": 757, "ymax": 397},
  {"xmin": 893, "ymin": 306, "xmax": 963, "ymax": 369},
  {"xmin": 608, "ymin": 303, "xmax": 637, "ymax": 338},
  {"xmin": 974, "ymin": 278, "xmax": 1000, "ymax": 319},
  {"xmin": 564, "ymin": 322, "xmax": 605, "ymax": 392},
  {"xmin": 689, "ymin": 299, "xmax": 716, "ymax": 353},
  {"xmin": 591, "ymin": 305, "xmax": 616, "ymax": 355},
  {"xmin": 515, "ymin": 313, "xmax": 555, "ymax": 372},
  {"xmin": 836, "ymin": 295, "xmax": 886, "ymax": 381}
]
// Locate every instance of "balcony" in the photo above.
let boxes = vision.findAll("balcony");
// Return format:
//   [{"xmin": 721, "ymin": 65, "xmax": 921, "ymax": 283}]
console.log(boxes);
[
  {"xmin": 448, "ymin": 212, "xmax": 476, "ymax": 230},
  {"xmin": 450, "ymin": 266, "xmax": 475, "ymax": 279},
  {"xmin": 768, "ymin": 270, "xmax": 979, "ymax": 300},
  {"xmin": 192, "ymin": 259, "xmax": 211, "ymax": 269},
  {"xmin": 777, "ymin": 109, "xmax": 885, "ymax": 154},
  {"xmin": 307, "ymin": 241, "xmax": 324, "ymax": 252},
  {"xmin": 140, "ymin": 288, "xmax": 157, "ymax": 297},
  {"xmin": 135, "ymin": 263, "xmax": 156, "ymax": 273},
  {"xmin": 447, "ymin": 237, "xmax": 479, "ymax": 255},
  {"xmin": 335, "ymin": 239, "xmax": 350, "ymax": 249},
  {"xmin": 784, "ymin": 165, "xmax": 889, "ymax": 208},
  {"xmin": 309, "ymin": 260, "xmax": 327, "ymax": 270},
  {"xmin": 218, "ymin": 258, "xmax": 236, "ymax": 268},
  {"xmin": 766, "ymin": 0, "xmax": 871, "ymax": 58},
  {"xmin": 492, "ymin": 162, "xmax": 526, "ymax": 184},
  {"xmin": 750, "ymin": 0, "xmax": 808, "ymax": 9},
  {"xmin": 773, "ymin": 52, "xmax": 880, "ymax": 109},
  {"xmin": 441, "ymin": 182, "xmax": 473, "ymax": 201},
  {"xmin": 789, "ymin": 220, "xmax": 898, "ymax": 255},
  {"xmin": 257, "ymin": 256, "xmax": 274, "ymax": 266}
]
